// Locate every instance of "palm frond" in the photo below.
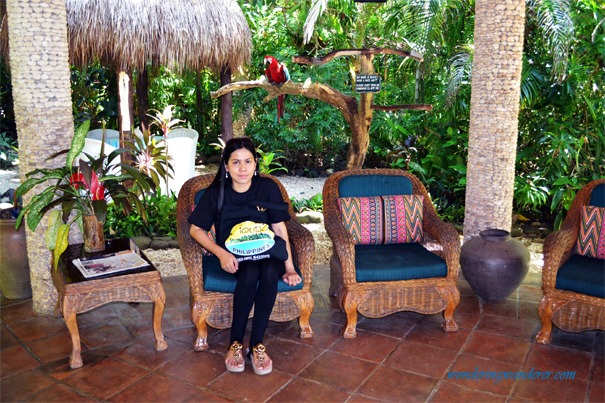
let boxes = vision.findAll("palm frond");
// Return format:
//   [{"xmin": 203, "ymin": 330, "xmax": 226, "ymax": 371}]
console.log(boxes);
[
  {"xmin": 520, "ymin": 65, "xmax": 546, "ymax": 107},
  {"xmin": 529, "ymin": 0, "xmax": 574, "ymax": 82},
  {"xmin": 303, "ymin": 0, "xmax": 330, "ymax": 45},
  {"xmin": 446, "ymin": 44, "xmax": 473, "ymax": 106}
]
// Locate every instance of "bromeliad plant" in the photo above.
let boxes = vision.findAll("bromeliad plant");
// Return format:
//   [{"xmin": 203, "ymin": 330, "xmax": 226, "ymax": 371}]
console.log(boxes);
[
  {"xmin": 148, "ymin": 105, "xmax": 182, "ymax": 195},
  {"xmin": 15, "ymin": 120, "xmax": 166, "ymax": 269}
]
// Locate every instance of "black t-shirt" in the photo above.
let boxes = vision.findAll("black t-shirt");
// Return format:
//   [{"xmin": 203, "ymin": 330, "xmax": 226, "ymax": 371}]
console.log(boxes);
[{"xmin": 188, "ymin": 176, "xmax": 290, "ymax": 248}]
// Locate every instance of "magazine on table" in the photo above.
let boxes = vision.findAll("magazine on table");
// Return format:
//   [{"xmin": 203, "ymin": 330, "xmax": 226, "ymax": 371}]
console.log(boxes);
[{"xmin": 72, "ymin": 249, "xmax": 150, "ymax": 279}]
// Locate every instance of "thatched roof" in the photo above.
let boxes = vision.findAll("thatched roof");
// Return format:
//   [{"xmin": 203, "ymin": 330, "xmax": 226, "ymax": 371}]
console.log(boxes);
[{"xmin": 1, "ymin": 0, "xmax": 251, "ymax": 72}]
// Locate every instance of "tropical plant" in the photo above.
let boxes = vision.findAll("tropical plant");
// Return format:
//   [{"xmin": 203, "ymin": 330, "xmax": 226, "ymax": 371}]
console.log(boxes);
[
  {"xmin": 130, "ymin": 123, "xmax": 173, "ymax": 188},
  {"xmin": 15, "ymin": 120, "xmax": 166, "ymax": 269},
  {"xmin": 147, "ymin": 105, "xmax": 182, "ymax": 194},
  {"xmin": 256, "ymin": 145, "xmax": 288, "ymax": 174},
  {"xmin": 291, "ymin": 193, "xmax": 323, "ymax": 213},
  {"xmin": 148, "ymin": 105, "xmax": 183, "ymax": 138},
  {"xmin": 0, "ymin": 132, "xmax": 18, "ymax": 169},
  {"xmin": 106, "ymin": 193, "xmax": 177, "ymax": 238},
  {"xmin": 71, "ymin": 64, "xmax": 118, "ymax": 128},
  {"xmin": 55, "ymin": 0, "xmax": 603, "ymax": 229}
]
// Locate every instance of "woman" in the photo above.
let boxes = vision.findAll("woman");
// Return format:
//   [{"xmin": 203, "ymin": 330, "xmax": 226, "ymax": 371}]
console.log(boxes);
[{"xmin": 188, "ymin": 137, "xmax": 302, "ymax": 375}]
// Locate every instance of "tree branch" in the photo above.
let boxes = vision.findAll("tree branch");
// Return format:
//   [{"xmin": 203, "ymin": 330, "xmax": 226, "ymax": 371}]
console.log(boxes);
[
  {"xmin": 211, "ymin": 76, "xmax": 358, "ymax": 121},
  {"xmin": 372, "ymin": 104, "xmax": 433, "ymax": 112},
  {"xmin": 293, "ymin": 47, "xmax": 424, "ymax": 66}
]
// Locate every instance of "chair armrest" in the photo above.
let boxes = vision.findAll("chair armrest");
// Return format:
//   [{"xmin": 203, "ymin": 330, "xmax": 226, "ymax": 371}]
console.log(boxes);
[
  {"xmin": 323, "ymin": 208, "xmax": 356, "ymax": 285},
  {"xmin": 423, "ymin": 213, "xmax": 461, "ymax": 280},
  {"xmin": 285, "ymin": 220, "xmax": 315, "ymax": 289},
  {"xmin": 542, "ymin": 228, "xmax": 577, "ymax": 290},
  {"xmin": 176, "ymin": 220, "xmax": 205, "ymax": 301},
  {"xmin": 176, "ymin": 175, "xmax": 215, "ymax": 301}
]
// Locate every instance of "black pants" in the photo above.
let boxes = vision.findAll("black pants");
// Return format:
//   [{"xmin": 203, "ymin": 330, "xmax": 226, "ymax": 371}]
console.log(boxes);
[{"xmin": 230, "ymin": 258, "xmax": 284, "ymax": 347}]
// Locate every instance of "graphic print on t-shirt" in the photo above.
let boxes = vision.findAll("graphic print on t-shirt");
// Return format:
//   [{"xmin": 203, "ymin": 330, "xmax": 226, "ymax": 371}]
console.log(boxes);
[{"xmin": 225, "ymin": 221, "xmax": 275, "ymax": 261}]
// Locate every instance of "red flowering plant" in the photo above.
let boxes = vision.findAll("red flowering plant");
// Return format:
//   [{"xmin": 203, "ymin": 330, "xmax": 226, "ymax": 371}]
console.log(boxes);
[{"xmin": 15, "ymin": 120, "xmax": 166, "ymax": 269}]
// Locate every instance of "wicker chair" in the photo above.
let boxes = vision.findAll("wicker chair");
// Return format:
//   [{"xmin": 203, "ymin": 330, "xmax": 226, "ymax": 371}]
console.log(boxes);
[
  {"xmin": 323, "ymin": 169, "xmax": 460, "ymax": 338},
  {"xmin": 535, "ymin": 179, "xmax": 605, "ymax": 344},
  {"xmin": 176, "ymin": 174, "xmax": 315, "ymax": 351}
]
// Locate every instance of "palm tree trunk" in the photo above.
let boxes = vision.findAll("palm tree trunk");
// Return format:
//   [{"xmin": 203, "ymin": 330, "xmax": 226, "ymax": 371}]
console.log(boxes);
[
  {"xmin": 7, "ymin": 0, "xmax": 74, "ymax": 314},
  {"xmin": 463, "ymin": 0, "xmax": 526, "ymax": 240}
]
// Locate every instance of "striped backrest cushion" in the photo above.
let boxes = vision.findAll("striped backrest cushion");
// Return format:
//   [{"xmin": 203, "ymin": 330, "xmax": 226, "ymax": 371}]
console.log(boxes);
[
  {"xmin": 338, "ymin": 196, "xmax": 383, "ymax": 245},
  {"xmin": 338, "ymin": 195, "xmax": 424, "ymax": 245},
  {"xmin": 574, "ymin": 205, "xmax": 605, "ymax": 260},
  {"xmin": 383, "ymin": 195, "xmax": 424, "ymax": 244}
]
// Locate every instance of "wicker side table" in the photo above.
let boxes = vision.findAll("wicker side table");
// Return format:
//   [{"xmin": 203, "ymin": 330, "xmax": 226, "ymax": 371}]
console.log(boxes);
[{"xmin": 52, "ymin": 238, "xmax": 168, "ymax": 369}]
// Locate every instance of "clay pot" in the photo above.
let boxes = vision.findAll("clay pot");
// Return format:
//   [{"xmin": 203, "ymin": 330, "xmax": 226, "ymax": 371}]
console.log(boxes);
[
  {"xmin": 460, "ymin": 228, "xmax": 530, "ymax": 302},
  {"xmin": 83, "ymin": 215, "xmax": 105, "ymax": 253},
  {"xmin": 0, "ymin": 219, "xmax": 32, "ymax": 299}
]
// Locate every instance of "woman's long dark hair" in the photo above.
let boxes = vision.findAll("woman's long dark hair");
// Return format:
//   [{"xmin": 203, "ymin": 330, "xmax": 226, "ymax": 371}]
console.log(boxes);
[{"xmin": 210, "ymin": 137, "xmax": 260, "ymax": 214}]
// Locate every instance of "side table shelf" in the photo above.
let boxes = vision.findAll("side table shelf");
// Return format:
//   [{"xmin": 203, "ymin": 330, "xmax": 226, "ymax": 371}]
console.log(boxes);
[{"xmin": 52, "ymin": 238, "xmax": 168, "ymax": 369}]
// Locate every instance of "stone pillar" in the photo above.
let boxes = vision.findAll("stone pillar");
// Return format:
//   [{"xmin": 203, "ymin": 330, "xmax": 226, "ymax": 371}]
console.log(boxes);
[
  {"xmin": 7, "ymin": 0, "xmax": 74, "ymax": 314},
  {"xmin": 463, "ymin": 0, "xmax": 526, "ymax": 241}
]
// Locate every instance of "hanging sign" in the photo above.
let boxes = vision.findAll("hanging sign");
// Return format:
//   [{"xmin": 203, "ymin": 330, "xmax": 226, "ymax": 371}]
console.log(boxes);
[{"xmin": 355, "ymin": 74, "xmax": 381, "ymax": 93}]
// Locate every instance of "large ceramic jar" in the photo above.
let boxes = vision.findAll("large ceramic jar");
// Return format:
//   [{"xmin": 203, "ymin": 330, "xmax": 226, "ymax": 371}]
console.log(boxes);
[
  {"xmin": 0, "ymin": 219, "xmax": 32, "ymax": 299},
  {"xmin": 460, "ymin": 228, "xmax": 529, "ymax": 302}
]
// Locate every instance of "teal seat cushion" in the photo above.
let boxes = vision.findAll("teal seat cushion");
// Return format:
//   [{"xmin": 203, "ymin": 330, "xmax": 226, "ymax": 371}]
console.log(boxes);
[
  {"xmin": 202, "ymin": 256, "xmax": 304, "ymax": 293},
  {"xmin": 339, "ymin": 175, "xmax": 413, "ymax": 197},
  {"xmin": 555, "ymin": 254, "xmax": 605, "ymax": 298},
  {"xmin": 590, "ymin": 183, "xmax": 605, "ymax": 207},
  {"xmin": 355, "ymin": 243, "xmax": 447, "ymax": 282}
]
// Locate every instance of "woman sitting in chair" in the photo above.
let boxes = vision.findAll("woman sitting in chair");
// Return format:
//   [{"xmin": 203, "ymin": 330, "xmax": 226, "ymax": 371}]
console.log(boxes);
[{"xmin": 188, "ymin": 137, "xmax": 301, "ymax": 375}]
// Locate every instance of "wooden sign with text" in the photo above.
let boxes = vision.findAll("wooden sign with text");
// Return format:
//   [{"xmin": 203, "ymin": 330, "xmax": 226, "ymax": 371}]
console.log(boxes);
[{"xmin": 355, "ymin": 74, "xmax": 381, "ymax": 93}]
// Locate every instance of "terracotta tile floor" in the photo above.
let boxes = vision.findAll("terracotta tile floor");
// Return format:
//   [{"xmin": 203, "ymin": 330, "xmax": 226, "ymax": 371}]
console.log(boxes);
[{"xmin": 1, "ymin": 266, "xmax": 603, "ymax": 402}]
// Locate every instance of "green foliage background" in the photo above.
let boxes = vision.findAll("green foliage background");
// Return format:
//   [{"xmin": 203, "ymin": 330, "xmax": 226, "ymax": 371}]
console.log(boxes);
[{"xmin": 4, "ymin": 0, "xmax": 602, "ymax": 230}]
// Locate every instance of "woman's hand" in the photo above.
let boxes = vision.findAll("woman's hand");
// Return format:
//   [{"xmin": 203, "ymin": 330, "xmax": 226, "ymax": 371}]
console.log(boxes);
[
  {"xmin": 190, "ymin": 225, "xmax": 239, "ymax": 274},
  {"xmin": 219, "ymin": 252, "xmax": 239, "ymax": 274},
  {"xmin": 282, "ymin": 270, "xmax": 302, "ymax": 286}
]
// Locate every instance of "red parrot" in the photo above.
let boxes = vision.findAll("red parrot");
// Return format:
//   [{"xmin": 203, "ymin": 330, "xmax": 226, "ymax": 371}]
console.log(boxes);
[{"xmin": 264, "ymin": 55, "xmax": 290, "ymax": 123}]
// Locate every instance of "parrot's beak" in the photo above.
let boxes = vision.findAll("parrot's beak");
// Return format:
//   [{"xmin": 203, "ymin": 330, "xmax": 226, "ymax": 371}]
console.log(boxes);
[{"xmin": 263, "ymin": 58, "xmax": 269, "ymax": 66}]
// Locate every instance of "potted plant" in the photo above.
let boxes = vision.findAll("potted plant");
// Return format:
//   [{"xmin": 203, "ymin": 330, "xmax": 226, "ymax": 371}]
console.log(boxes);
[{"xmin": 15, "ymin": 120, "xmax": 169, "ymax": 269}]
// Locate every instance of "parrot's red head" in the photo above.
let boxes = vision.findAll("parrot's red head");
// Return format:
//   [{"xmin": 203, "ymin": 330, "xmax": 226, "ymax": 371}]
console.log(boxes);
[{"xmin": 264, "ymin": 55, "xmax": 278, "ymax": 67}]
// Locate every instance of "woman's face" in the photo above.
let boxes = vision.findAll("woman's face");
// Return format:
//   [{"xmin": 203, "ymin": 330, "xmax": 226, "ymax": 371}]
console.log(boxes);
[{"xmin": 225, "ymin": 148, "xmax": 257, "ymax": 192}]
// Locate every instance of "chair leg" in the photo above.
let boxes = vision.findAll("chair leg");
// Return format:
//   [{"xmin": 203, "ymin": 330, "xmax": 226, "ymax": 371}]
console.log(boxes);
[
  {"xmin": 192, "ymin": 301, "xmax": 209, "ymax": 351},
  {"xmin": 536, "ymin": 295, "xmax": 566, "ymax": 345},
  {"xmin": 342, "ymin": 291, "xmax": 358, "ymax": 338},
  {"xmin": 439, "ymin": 285, "xmax": 460, "ymax": 332},
  {"xmin": 297, "ymin": 294, "xmax": 314, "ymax": 339}
]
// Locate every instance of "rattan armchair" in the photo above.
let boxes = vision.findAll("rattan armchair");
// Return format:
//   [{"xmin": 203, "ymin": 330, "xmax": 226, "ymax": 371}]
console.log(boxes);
[
  {"xmin": 176, "ymin": 174, "xmax": 315, "ymax": 351},
  {"xmin": 536, "ymin": 179, "xmax": 605, "ymax": 344},
  {"xmin": 323, "ymin": 169, "xmax": 460, "ymax": 338}
]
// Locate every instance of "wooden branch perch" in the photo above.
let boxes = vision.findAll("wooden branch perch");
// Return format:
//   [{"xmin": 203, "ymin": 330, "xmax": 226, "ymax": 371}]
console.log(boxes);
[
  {"xmin": 211, "ymin": 76, "xmax": 358, "ymax": 121},
  {"xmin": 293, "ymin": 47, "xmax": 424, "ymax": 66}
]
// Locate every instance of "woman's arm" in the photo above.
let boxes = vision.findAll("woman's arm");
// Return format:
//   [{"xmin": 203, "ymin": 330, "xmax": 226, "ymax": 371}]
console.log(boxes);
[
  {"xmin": 271, "ymin": 221, "xmax": 302, "ymax": 286},
  {"xmin": 190, "ymin": 224, "xmax": 239, "ymax": 274}
]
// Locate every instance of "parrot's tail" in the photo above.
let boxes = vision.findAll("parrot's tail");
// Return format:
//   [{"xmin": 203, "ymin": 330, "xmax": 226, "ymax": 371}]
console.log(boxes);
[{"xmin": 277, "ymin": 94, "xmax": 285, "ymax": 123}]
